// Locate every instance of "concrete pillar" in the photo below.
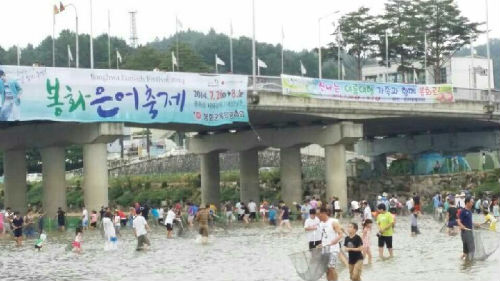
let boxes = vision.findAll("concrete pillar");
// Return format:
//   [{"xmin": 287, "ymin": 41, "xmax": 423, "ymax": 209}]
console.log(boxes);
[
  {"xmin": 40, "ymin": 147, "xmax": 66, "ymax": 217},
  {"xmin": 3, "ymin": 150, "xmax": 27, "ymax": 214},
  {"xmin": 370, "ymin": 154, "xmax": 387, "ymax": 176},
  {"xmin": 325, "ymin": 144, "xmax": 348, "ymax": 211},
  {"xmin": 83, "ymin": 143, "xmax": 108, "ymax": 212},
  {"xmin": 239, "ymin": 149, "xmax": 259, "ymax": 203},
  {"xmin": 200, "ymin": 152, "xmax": 220, "ymax": 206},
  {"xmin": 280, "ymin": 147, "xmax": 302, "ymax": 207}
]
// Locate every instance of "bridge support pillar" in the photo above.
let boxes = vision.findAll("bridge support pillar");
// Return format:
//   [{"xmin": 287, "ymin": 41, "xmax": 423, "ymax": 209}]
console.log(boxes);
[
  {"xmin": 83, "ymin": 143, "xmax": 108, "ymax": 212},
  {"xmin": 3, "ymin": 150, "xmax": 27, "ymax": 214},
  {"xmin": 239, "ymin": 149, "xmax": 259, "ymax": 203},
  {"xmin": 280, "ymin": 147, "xmax": 302, "ymax": 207},
  {"xmin": 41, "ymin": 147, "xmax": 66, "ymax": 217},
  {"xmin": 325, "ymin": 144, "xmax": 347, "ymax": 211},
  {"xmin": 201, "ymin": 152, "xmax": 220, "ymax": 206}
]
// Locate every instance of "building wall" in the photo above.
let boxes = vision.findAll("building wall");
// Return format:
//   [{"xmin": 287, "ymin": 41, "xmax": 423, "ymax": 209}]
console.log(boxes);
[
  {"xmin": 450, "ymin": 57, "xmax": 494, "ymax": 89},
  {"xmin": 362, "ymin": 57, "xmax": 494, "ymax": 88}
]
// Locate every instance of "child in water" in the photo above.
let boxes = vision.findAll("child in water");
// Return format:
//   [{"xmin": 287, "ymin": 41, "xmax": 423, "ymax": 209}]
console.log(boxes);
[
  {"xmin": 344, "ymin": 223, "xmax": 364, "ymax": 281},
  {"xmin": 72, "ymin": 227, "xmax": 83, "ymax": 253},
  {"xmin": 35, "ymin": 232, "xmax": 47, "ymax": 251},
  {"xmin": 268, "ymin": 206, "xmax": 277, "ymax": 226},
  {"xmin": 483, "ymin": 210, "xmax": 497, "ymax": 231},
  {"xmin": 410, "ymin": 208, "xmax": 420, "ymax": 236},
  {"xmin": 362, "ymin": 219, "xmax": 373, "ymax": 264},
  {"xmin": 90, "ymin": 211, "xmax": 98, "ymax": 229}
]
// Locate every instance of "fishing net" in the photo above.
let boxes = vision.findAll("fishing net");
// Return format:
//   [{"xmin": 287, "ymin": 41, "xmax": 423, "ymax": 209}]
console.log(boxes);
[
  {"xmin": 472, "ymin": 229, "xmax": 500, "ymax": 261},
  {"xmin": 289, "ymin": 246, "xmax": 331, "ymax": 281}
]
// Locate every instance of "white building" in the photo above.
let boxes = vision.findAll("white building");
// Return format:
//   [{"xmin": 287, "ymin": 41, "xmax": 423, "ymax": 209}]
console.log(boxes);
[{"xmin": 362, "ymin": 55, "xmax": 494, "ymax": 89}]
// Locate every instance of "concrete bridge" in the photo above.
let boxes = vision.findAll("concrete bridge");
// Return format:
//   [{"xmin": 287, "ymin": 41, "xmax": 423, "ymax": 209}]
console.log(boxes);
[{"xmin": 2, "ymin": 74, "xmax": 500, "ymax": 215}]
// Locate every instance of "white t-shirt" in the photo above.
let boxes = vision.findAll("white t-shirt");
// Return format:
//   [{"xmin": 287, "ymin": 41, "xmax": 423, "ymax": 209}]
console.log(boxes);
[
  {"xmin": 304, "ymin": 216, "xmax": 321, "ymax": 242},
  {"xmin": 319, "ymin": 218, "xmax": 340, "ymax": 253},
  {"xmin": 334, "ymin": 201, "xmax": 340, "ymax": 210},
  {"xmin": 351, "ymin": 201, "xmax": 359, "ymax": 210},
  {"xmin": 158, "ymin": 208, "xmax": 164, "ymax": 219},
  {"xmin": 165, "ymin": 210, "xmax": 176, "ymax": 225},
  {"xmin": 133, "ymin": 215, "xmax": 148, "ymax": 236},
  {"xmin": 102, "ymin": 217, "xmax": 116, "ymax": 238},
  {"xmin": 406, "ymin": 200, "xmax": 414, "ymax": 210},
  {"xmin": 113, "ymin": 215, "xmax": 121, "ymax": 226},
  {"xmin": 363, "ymin": 206, "xmax": 373, "ymax": 220},
  {"xmin": 82, "ymin": 209, "xmax": 89, "ymax": 221},
  {"xmin": 248, "ymin": 202, "xmax": 257, "ymax": 213}
]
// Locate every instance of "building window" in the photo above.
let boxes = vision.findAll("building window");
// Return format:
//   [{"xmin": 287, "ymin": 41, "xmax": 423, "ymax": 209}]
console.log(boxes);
[
  {"xmin": 436, "ymin": 68, "xmax": 447, "ymax": 84},
  {"xmin": 364, "ymin": 75, "xmax": 377, "ymax": 82}
]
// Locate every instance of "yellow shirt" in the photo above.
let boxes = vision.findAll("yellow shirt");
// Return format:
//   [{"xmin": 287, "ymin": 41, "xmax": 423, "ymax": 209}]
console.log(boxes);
[
  {"xmin": 376, "ymin": 211, "xmax": 394, "ymax": 236},
  {"xmin": 485, "ymin": 213, "xmax": 497, "ymax": 231}
]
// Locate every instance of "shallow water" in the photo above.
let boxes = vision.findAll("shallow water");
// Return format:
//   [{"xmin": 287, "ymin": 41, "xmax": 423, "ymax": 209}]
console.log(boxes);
[{"xmin": 0, "ymin": 215, "xmax": 499, "ymax": 281}]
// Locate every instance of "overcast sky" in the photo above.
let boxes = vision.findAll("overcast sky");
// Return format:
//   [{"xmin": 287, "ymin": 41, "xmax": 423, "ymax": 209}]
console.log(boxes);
[{"xmin": 4, "ymin": 0, "xmax": 500, "ymax": 52}]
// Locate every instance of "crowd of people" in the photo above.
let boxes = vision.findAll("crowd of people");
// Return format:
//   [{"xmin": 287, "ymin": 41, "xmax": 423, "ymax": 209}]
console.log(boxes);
[{"xmin": 0, "ymin": 190, "xmax": 498, "ymax": 281}]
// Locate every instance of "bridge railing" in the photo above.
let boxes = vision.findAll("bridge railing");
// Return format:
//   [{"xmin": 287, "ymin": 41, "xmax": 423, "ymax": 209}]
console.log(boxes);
[{"xmin": 247, "ymin": 76, "xmax": 500, "ymax": 102}]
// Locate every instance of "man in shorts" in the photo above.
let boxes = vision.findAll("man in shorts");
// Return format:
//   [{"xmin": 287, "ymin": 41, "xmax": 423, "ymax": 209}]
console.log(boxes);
[
  {"xmin": 133, "ymin": 211, "xmax": 151, "ymax": 250},
  {"xmin": 457, "ymin": 197, "xmax": 476, "ymax": 260},
  {"xmin": 196, "ymin": 205, "xmax": 211, "ymax": 239},
  {"xmin": 376, "ymin": 203, "xmax": 394, "ymax": 259},
  {"xmin": 318, "ymin": 207, "xmax": 343, "ymax": 281}
]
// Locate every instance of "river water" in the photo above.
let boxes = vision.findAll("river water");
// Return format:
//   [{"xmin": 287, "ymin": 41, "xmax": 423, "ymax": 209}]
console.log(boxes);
[{"xmin": 0, "ymin": 215, "xmax": 498, "ymax": 281}]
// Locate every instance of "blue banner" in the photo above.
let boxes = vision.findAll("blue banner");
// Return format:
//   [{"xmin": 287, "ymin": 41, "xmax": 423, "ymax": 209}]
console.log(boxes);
[{"xmin": 0, "ymin": 66, "xmax": 249, "ymax": 125}]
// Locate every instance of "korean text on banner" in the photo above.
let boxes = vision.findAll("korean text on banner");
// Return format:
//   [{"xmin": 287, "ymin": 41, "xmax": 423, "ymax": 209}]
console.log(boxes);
[
  {"xmin": 281, "ymin": 74, "xmax": 453, "ymax": 104},
  {"xmin": 0, "ymin": 66, "xmax": 248, "ymax": 125}
]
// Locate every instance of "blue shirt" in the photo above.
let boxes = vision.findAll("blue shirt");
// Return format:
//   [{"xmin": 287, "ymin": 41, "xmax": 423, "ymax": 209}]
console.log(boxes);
[
  {"xmin": 268, "ymin": 209, "xmax": 277, "ymax": 220},
  {"xmin": 433, "ymin": 196, "xmax": 440, "ymax": 208},
  {"xmin": 459, "ymin": 208, "xmax": 473, "ymax": 230}
]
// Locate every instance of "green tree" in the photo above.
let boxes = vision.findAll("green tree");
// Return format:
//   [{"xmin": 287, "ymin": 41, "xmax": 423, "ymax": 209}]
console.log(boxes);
[
  {"xmin": 420, "ymin": 0, "xmax": 480, "ymax": 83},
  {"xmin": 338, "ymin": 7, "xmax": 377, "ymax": 80},
  {"xmin": 158, "ymin": 43, "xmax": 210, "ymax": 73},
  {"xmin": 375, "ymin": 0, "xmax": 421, "ymax": 82}
]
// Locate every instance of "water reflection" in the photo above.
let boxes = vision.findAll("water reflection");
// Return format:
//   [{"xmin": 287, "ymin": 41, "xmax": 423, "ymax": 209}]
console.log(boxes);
[{"xmin": 0, "ymin": 215, "xmax": 498, "ymax": 281}]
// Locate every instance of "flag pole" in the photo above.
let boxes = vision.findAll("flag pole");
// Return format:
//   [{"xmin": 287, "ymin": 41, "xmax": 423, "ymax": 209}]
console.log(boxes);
[
  {"xmin": 337, "ymin": 25, "xmax": 341, "ymax": 80},
  {"xmin": 116, "ymin": 49, "xmax": 120, "ymax": 70},
  {"xmin": 215, "ymin": 54, "xmax": 218, "ymax": 74},
  {"xmin": 90, "ymin": 0, "xmax": 94, "ymax": 69},
  {"xmin": 176, "ymin": 15, "xmax": 179, "ymax": 71},
  {"xmin": 252, "ymin": 0, "xmax": 257, "ymax": 95},
  {"xmin": 108, "ymin": 10, "xmax": 111, "ymax": 69},
  {"xmin": 281, "ymin": 25, "xmax": 284, "ymax": 74},
  {"xmin": 424, "ymin": 32, "xmax": 427, "ymax": 84},
  {"xmin": 17, "ymin": 46, "xmax": 20, "ymax": 66},
  {"xmin": 485, "ymin": 0, "xmax": 492, "ymax": 107},
  {"xmin": 385, "ymin": 30, "xmax": 389, "ymax": 82},
  {"xmin": 53, "ymin": 12, "xmax": 56, "ymax": 67},
  {"xmin": 230, "ymin": 20, "xmax": 233, "ymax": 73}
]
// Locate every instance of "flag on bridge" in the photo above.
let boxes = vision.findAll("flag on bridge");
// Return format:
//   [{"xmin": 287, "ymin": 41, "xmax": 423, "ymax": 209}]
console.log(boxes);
[
  {"xmin": 172, "ymin": 52, "xmax": 178, "ymax": 66},
  {"xmin": 116, "ymin": 50, "xmax": 122, "ymax": 63},
  {"xmin": 257, "ymin": 58, "xmax": 267, "ymax": 68},
  {"xmin": 300, "ymin": 60, "xmax": 306, "ymax": 76},
  {"xmin": 216, "ymin": 54, "xmax": 225, "ymax": 66},
  {"xmin": 67, "ymin": 45, "xmax": 73, "ymax": 61},
  {"xmin": 176, "ymin": 16, "xmax": 183, "ymax": 30}
]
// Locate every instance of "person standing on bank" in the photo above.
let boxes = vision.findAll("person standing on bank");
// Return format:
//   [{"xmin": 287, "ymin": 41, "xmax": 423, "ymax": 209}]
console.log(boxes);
[
  {"xmin": 304, "ymin": 209, "xmax": 321, "ymax": 249},
  {"xmin": 376, "ymin": 204, "xmax": 394, "ymax": 259}
]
